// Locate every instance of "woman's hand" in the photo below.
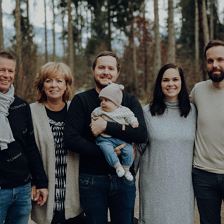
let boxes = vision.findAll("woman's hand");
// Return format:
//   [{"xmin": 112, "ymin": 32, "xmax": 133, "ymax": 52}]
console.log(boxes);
[{"xmin": 32, "ymin": 185, "xmax": 48, "ymax": 206}]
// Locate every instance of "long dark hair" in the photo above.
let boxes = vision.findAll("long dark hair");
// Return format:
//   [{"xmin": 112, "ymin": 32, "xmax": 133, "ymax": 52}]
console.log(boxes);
[{"xmin": 150, "ymin": 63, "xmax": 191, "ymax": 117}]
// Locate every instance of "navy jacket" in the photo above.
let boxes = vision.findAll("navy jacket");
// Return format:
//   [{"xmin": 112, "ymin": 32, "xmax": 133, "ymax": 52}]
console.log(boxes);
[{"xmin": 0, "ymin": 96, "xmax": 48, "ymax": 189}]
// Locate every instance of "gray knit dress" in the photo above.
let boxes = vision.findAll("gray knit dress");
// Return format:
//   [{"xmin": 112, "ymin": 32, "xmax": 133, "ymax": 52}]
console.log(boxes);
[{"xmin": 139, "ymin": 102, "xmax": 196, "ymax": 224}]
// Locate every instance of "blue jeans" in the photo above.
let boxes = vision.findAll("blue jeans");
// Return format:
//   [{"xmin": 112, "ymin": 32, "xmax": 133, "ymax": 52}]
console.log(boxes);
[
  {"xmin": 79, "ymin": 173, "xmax": 136, "ymax": 224},
  {"xmin": 96, "ymin": 136, "xmax": 133, "ymax": 167},
  {"xmin": 0, "ymin": 182, "xmax": 32, "ymax": 224},
  {"xmin": 192, "ymin": 168, "xmax": 224, "ymax": 224}
]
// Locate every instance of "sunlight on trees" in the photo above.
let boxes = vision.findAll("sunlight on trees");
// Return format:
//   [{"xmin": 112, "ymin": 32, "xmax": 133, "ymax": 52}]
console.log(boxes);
[{"xmin": 1, "ymin": 0, "xmax": 224, "ymax": 102}]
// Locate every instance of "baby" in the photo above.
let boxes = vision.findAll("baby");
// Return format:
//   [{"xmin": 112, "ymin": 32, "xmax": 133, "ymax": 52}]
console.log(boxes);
[{"xmin": 91, "ymin": 83, "xmax": 139, "ymax": 181}]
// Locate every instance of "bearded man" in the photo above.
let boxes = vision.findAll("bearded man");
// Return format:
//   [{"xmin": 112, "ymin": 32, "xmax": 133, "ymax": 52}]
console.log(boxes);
[
  {"xmin": 64, "ymin": 51, "xmax": 147, "ymax": 224},
  {"xmin": 191, "ymin": 40, "xmax": 224, "ymax": 224}
]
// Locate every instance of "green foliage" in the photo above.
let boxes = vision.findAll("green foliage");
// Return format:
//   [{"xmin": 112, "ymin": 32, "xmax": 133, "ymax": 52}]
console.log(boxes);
[
  {"xmin": 84, "ymin": 0, "xmax": 110, "ymax": 53},
  {"xmin": 9, "ymin": 0, "xmax": 224, "ymax": 101},
  {"xmin": 178, "ymin": 0, "xmax": 195, "ymax": 55},
  {"xmin": 11, "ymin": 1, "xmax": 38, "ymax": 100},
  {"xmin": 111, "ymin": 0, "xmax": 144, "ymax": 34},
  {"xmin": 178, "ymin": 0, "xmax": 224, "ymax": 56},
  {"xmin": 211, "ymin": 1, "xmax": 224, "ymax": 39},
  {"xmin": 11, "ymin": 11, "xmax": 35, "ymax": 47}
]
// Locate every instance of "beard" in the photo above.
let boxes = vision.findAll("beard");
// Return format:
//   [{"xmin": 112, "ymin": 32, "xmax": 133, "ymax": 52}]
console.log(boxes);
[{"xmin": 208, "ymin": 69, "xmax": 224, "ymax": 82}]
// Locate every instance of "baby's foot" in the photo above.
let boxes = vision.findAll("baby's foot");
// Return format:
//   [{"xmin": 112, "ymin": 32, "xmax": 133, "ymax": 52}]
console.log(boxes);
[
  {"xmin": 116, "ymin": 166, "xmax": 125, "ymax": 177},
  {"xmin": 124, "ymin": 171, "xmax": 133, "ymax": 181}
]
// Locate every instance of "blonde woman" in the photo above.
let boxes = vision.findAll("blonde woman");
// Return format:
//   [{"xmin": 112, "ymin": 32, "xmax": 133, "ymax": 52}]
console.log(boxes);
[{"xmin": 30, "ymin": 62, "xmax": 84, "ymax": 224}]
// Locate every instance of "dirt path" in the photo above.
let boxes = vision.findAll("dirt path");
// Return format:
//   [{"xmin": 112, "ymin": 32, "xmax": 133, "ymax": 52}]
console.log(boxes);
[
  {"xmin": 29, "ymin": 174, "xmax": 224, "ymax": 224},
  {"xmin": 134, "ymin": 172, "xmax": 224, "ymax": 224},
  {"xmin": 28, "ymin": 209, "xmax": 202, "ymax": 224},
  {"xmin": 29, "ymin": 202, "xmax": 223, "ymax": 224},
  {"xmin": 134, "ymin": 190, "xmax": 221, "ymax": 224},
  {"xmin": 194, "ymin": 204, "xmax": 224, "ymax": 224}
]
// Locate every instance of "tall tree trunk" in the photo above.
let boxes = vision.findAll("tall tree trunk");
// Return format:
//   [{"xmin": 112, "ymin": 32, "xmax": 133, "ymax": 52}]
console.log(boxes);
[
  {"xmin": 209, "ymin": 0, "xmax": 214, "ymax": 39},
  {"xmin": 128, "ymin": 1, "xmax": 137, "ymax": 94},
  {"xmin": 202, "ymin": 0, "xmax": 209, "ymax": 44},
  {"xmin": 67, "ymin": 0, "xmax": 75, "ymax": 77},
  {"xmin": 130, "ymin": 20, "xmax": 137, "ymax": 94},
  {"xmin": 167, "ymin": 0, "xmax": 176, "ymax": 63},
  {"xmin": 61, "ymin": 7, "xmax": 66, "ymax": 56},
  {"xmin": 153, "ymin": 0, "xmax": 161, "ymax": 78},
  {"xmin": 195, "ymin": 0, "xmax": 200, "ymax": 80},
  {"xmin": 0, "ymin": 0, "xmax": 4, "ymax": 49},
  {"xmin": 198, "ymin": 0, "xmax": 209, "ymax": 80},
  {"xmin": 107, "ymin": 0, "xmax": 112, "ymax": 50},
  {"xmin": 26, "ymin": 0, "xmax": 29, "ymax": 24},
  {"xmin": 15, "ymin": 0, "xmax": 23, "ymax": 95},
  {"xmin": 44, "ymin": 0, "xmax": 48, "ymax": 62},
  {"xmin": 75, "ymin": 3, "xmax": 80, "ymax": 51},
  {"xmin": 52, "ymin": 0, "xmax": 56, "ymax": 61},
  {"xmin": 142, "ymin": 0, "xmax": 148, "ymax": 92}
]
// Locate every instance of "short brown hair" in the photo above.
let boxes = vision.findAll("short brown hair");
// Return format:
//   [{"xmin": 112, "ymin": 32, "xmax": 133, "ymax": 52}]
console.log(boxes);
[
  {"xmin": 34, "ymin": 62, "xmax": 74, "ymax": 103},
  {"xmin": 92, "ymin": 51, "xmax": 121, "ymax": 72},
  {"xmin": 204, "ymin": 40, "xmax": 224, "ymax": 58},
  {"xmin": 0, "ymin": 50, "xmax": 16, "ymax": 61}
]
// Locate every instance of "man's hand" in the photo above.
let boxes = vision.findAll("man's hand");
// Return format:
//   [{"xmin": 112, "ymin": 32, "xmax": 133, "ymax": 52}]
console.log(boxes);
[
  {"xmin": 32, "ymin": 186, "xmax": 48, "ymax": 206},
  {"xmin": 31, "ymin": 185, "xmax": 37, "ymax": 201},
  {"xmin": 90, "ymin": 117, "xmax": 107, "ymax": 136}
]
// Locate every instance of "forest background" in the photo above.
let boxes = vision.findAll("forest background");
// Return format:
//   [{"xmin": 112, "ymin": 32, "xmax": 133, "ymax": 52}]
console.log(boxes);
[{"xmin": 0, "ymin": 0, "xmax": 224, "ymax": 103}]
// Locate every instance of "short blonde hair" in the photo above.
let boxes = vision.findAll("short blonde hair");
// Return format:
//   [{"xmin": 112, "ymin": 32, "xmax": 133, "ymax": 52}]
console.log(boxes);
[{"xmin": 34, "ymin": 62, "xmax": 74, "ymax": 103}]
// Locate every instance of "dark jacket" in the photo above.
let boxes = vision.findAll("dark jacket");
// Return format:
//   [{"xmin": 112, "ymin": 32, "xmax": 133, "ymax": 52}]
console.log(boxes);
[
  {"xmin": 64, "ymin": 88, "xmax": 147, "ymax": 175},
  {"xmin": 0, "ymin": 96, "xmax": 48, "ymax": 189}
]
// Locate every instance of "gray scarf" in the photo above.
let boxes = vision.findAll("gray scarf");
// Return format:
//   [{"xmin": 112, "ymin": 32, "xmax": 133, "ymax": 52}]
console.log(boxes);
[{"xmin": 0, "ymin": 85, "xmax": 15, "ymax": 150}]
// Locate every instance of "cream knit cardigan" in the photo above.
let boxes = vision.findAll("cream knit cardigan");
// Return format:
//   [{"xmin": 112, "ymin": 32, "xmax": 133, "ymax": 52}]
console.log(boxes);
[{"xmin": 30, "ymin": 102, "xmax": 82, "ymax": 224}]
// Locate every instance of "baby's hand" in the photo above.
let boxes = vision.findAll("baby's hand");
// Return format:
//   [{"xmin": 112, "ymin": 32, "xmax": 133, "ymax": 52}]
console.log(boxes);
[{"xmin": 131, "ymin": 121, "xmax": 139, "ymax": 128}]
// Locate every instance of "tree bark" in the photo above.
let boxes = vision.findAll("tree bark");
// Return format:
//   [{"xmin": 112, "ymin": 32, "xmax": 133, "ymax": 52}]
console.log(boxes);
[
  {"xmin": 44, "ymin": 0, "xmax": 48, "ymax": 62},
  {"xmin": 202, "ymin": 0, "xmax": 209, "ymax": 45},
  {"xmin": 195, "ymin": 0, "xmax": 200, "ymax": 80},
  {"xmin": 209, "ymin": 0, "xmax": 214, "ymax": 39},
  {"xmin": 15, "ymin": 0, "xmax": 23, "ymax": 95},
  {"xmin": 142, "ymin": 0, "xmax": 148, "ymax": 92},
  {"xmin": 61, "ymin": 7, "xmax": 66, "ymax": 56},
  {"xmin": 153, "ymin": 0, "xmax": 161, "ymax": 78},
  {"xmin": 67, "ymin": 0, "xmax": 75, "ymax": 77},
  {"xmin": 107, "ymin": 0, "xmax": 112, "ymax": 50},
  {"xmin": 167, "ymin": 0, "xmax": 176, "ymax": 63},
  {"xmin": 26, "ymin": 0, "xmax": 29, "ymax": 24},
  {"xmin": 0, "ymin": 0, "xmax": 4, "ymax": 49},
  {"xmin": 52, "ymin": 0, "xmax": 56, "ymax": 61}
]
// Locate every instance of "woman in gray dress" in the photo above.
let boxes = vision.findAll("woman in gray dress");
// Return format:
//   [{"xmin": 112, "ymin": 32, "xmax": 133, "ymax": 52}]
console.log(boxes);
[{"xmin": 138, "ymin": 63, "xmax": 196, "ymax": 224}]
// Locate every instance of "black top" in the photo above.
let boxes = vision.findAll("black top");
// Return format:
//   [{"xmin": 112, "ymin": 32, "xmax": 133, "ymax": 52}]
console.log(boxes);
[
  {"xmin": 45, "ymin": 104, "xmax": 67, "ymax": 122},
  {"xmin": 0, "ymin": 96, "xmax": 48, "ymax": 189},
  {"xmin": 46, "ymin": 105, "xmax": 67, "ymax": 219},
  {"xmin": 64, "ymin": 88, "xmax": 147, "ymax": 175}
]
